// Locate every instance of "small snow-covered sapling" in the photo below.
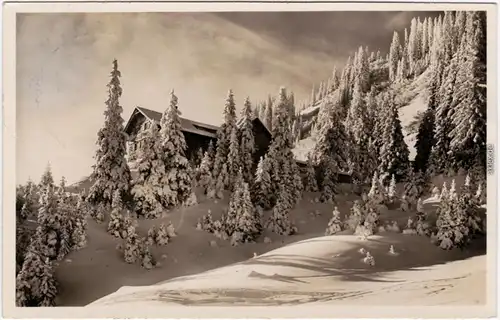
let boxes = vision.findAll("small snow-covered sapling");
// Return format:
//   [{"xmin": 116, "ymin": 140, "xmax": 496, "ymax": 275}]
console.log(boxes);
[
  {"xmin": 388, "ymin": 245, "xmax": 398, "ymax": 256},
  {"xmin": 363, "ymin": 251, "xmax": 375, "ymax": 266}
]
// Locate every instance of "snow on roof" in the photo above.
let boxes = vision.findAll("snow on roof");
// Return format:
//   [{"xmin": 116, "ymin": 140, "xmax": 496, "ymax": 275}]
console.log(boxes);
[
  {"xmin": 299, "ymin": 104, "xmax": 321, "ymax": 117},
  {"xmin": 126, "ymin": 106, "xmax": 220, "ymax": 138}
]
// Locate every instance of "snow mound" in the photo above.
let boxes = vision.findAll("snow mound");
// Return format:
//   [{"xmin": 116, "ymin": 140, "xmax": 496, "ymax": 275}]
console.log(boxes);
[{"xmin": 88, "ymin": 234, "xmax": 486, "ymax": 308}]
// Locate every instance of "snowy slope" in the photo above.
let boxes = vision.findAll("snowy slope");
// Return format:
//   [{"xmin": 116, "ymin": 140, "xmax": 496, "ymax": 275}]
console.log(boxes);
[
  {"xmin": 400, "ymin": 94, "xmax": 427, "ymax": 161},
  {"xmin": 89, "ymin": 233, "xmax": 486, "ymax": 308}
]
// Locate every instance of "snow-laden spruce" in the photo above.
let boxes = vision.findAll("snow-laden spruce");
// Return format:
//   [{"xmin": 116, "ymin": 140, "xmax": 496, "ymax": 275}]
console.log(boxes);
[
  {"xmin": 159, "ymin": 90, "xmax": 194, "ymax": 207},
  {"xmin": 197, "ymin": 151, "xmax": 213, "ymax": 191},
  {"xmin": 227, "ymin": 127, "xmax": 241, "ymax": 191},
  {"xmin": 389, "ymin": 31, "xmax": 402, "ymax": 81},
  {"xmin": 368, "ymin": 171, "xmax": 386, "ymax": 206},
  {"xmin": 449, "ymin": 12, "xmax": 486, "ymax": 173},
  {"xmin": 345, "ymin": 200, "xmax": 365, "ymax": 232},
  {"xmin": 16, "ymin": 242, "xmax": 58, "ymax": 307},
  {"xmin": 346, "ymin": 78, "xmax": 376, "ymax": 185},
  {"xmin": 386, "ymin": 174, "xmax": 397, "ymax": 203},
  {"xmin": 123, "ymin": 222, "xmax": 142, "ymax": 264},
  {"xmin": 378, "ymin": 92, "xmax": 410, "ymax": 183},
  {"xmin": 266, "ymin": 87, "xmax": 301, "ymax": 208},
  {"xmin": 214, "ymin": 163, "xmax": 229, "ymax": 199},
  {"xmin": 39, "ymin": 163, "xmax": 55, "ymax": 190},
  {"xmin": 71, "ymin": 193, "xmax": 88, "ymax": 250},
  {"xmin": 238, "ymin": 97, "xmax": 256, "ymax": 184},
  {"xmin": 231, "ymin": 174, "xmax": 262, "ymax": 244},
  {"xmin": 303, "ymin": 155, "xmax": 319, "ymax": 192},
  {"xmin": 36, "ymin": 184, "xmax": 64, "ymax": 260},
  {"xmin": 213, "ymin": 90, "xmax": 237, "ymax": 186},
  {"xmin": 325, "ymin": 206, "xmax": 343, "ymax": 235},
  {"xmin": 311, "ymin": 100, "xmax": 349, "ymax": 203},
  {"xmin": 414, "ymin": 78, "xmax": 437, "ymax": 175},
  {"xmin": 435, "ymin": 175, "xmax": 483, "ymax": 250},
  {"xmin": 108, "ymin": 189, "xmax": 125, "ymax": 238},
  {"xmin": 131, "ymin": 122, "xmax": 166, "ymax": 219},
  {"xmin": 88, "ymin": 59, "xmax": 132, "ymax": 208},
  {"xmin": 266, "ymin": 187, "xmax": 297, "ymax": 236},
  {"xmin": 252, "ymin": 156, "xmax": 273, "ymax": 210}
]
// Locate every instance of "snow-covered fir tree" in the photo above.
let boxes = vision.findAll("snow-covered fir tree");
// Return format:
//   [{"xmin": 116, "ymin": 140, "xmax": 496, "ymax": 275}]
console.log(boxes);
[
  {"xmin": 197, "ymin": 150, "xmax": 213, "ymax": 191},
  {"xmin": 232, "ymin": 178, "xmax": 262, "ymax": 244},
  {"xmin": 87, "ymin": 59, "xmax": 131, "ymax": 207},
  {"xmin": 389, "ymin": 31, "xmax": 402, "ymax": 81},
  {"xmin": 146, "ymin": 225, "xmax": 157, "ymax": 245},
  {"xmin": 370, "ymin": 94, "xmax": 388, "ymax": 159},
  {"xmin": 108, "ymin": 189, "xmax": 124, "ymax": 238},
  {"xmin": 311, "ymin": 100, "xmax": 349, "ymax": 202},
  {"xmin": 16, "ymin": 242, "xmax": 58, "ymax": 307},
  {"xmin": 330, "ymin": 66, "xmax": 340, "ymax": 92},
  {"xmin": 36, "ymin": 184, "xmax": 64, "ymax": 260},
  {"xmin": 19, "ymin": 180, "xmax": 39, "ymax": 220},
  {"xmin": 368, "ymin": 171, "xmax": 386, "ymax": 205},
  {"xmin": 265, "ymin": 87, "xmax": 301, "ymax": 208},
  {"xmin": 408, "ymin": 17, "xmax": 423, "ymax": 75},
  {"xmin": 345, "ymin": 200, "xmax": 365, "ymax": 231},
  {"xmin": 361, "ymin": 207, "xmax": 380, "ymax": 236},
  {"xmin": 140, "ymin": 245, "xmax": 156, "ymax": 270},
  {"xmin": 429, "ymin": 35, "xmax": 459, "ymax": 175},
  {"xmin": 214, "ymin": 163, "xmax": 229, "ymax": 199},
  {"xmin": 71, "ymin": 194, "xmax": 88, "ymax": 250},
  {"xmin": 39, "ymin": 164, "xmax": 55, "ymax": 190},
  {"xmin": 475, "ymin": 182, "xmax": 486, "ymax": 205},
  {"xmin": 449, "ymin": 11, "xmax": 486, "ymax": 173},
  {"xmin": 346, "ymin": 78, "xmax": 376, "ymax": 185},
  {"xmin": 449, "ymin": 179, "xmax": 458, "ymax": 200},
  {"xmin": 264, "ymin": 95, "xmax": 274, "ymax": 132},
  {"xmin": 206, "ymin": 139, "xmax": 216, "ymax": 165},
  {"xmin": 440, "ymin": 181, "xmax": 449, "ymax": 201},
  {"xmin": 155, "ymin": 223, "xmax": 170, "ymax": 246},
  {"xmin": 378, "ymin": 92, "xmax": 410, "ymax": 182},
  {"xmin": 227, "ymin": 127, "xmax": 241, "ymax": 191},
  {"xmin": 131, "ymin": 122, "xmax": 166, "ymax": 218},
  {"xmin": 239, "ymin": 97, "xmax": 256, "ymax": 184},
  {"xmin": 435, "ymin": 179, "xmax": 483, "ymax": 250},
  {"xmin": 387, "ymin": 174, "xmax": 397, "ymax": 203},
  {"xmin": 58, "ymin": 176, "xmax": 66, "ymax": 193},
  {"xmin": 354, "ymin": 46, "xmax": 370, "ymax": 92},
  {"xmin": 252, "ymin": 156, "xmax": 273, "ymax": 210},
  {"xmin": 325, "ymin": 206, "xmax": 343, "ymax": 235},
  {"xmin": 303, "ymin": 155, "xmax": 319, "ymax": 192},
  {"xmin": 213, "ymin": 89, "xmax": 237, "ymax": 182},
  {"xmin": 413, "ymin": 77, "xmax": 437, "ymax": 174},
  {"xmin": 160, "ymin": 90, "xmax": 194, "ymax": 206},
  {"xmin": 123, "ymin": 223, "xmax": 142, "ymax": 264},
  {"xmin": 266, "ymin": 184, "xmax": 297, "ymax": 235},
  {"xmin": 222, "ymin": 170, "xmax": 242, "ymax": 236}
]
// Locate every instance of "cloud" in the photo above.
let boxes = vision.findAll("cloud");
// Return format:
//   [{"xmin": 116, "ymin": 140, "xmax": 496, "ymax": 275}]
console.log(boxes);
[
  {"xmin": 16, "ymin": 12, "xmax": 334, "ymax": 184},
  {"xmin": 16, "ymin": 11, "xmax": 439, "ymax": 184}
]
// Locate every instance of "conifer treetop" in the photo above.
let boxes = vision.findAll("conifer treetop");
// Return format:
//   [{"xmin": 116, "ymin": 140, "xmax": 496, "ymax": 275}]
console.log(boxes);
[{"xmin": 88, "ymin": 59, "xmax": 131, "ymax": 205}]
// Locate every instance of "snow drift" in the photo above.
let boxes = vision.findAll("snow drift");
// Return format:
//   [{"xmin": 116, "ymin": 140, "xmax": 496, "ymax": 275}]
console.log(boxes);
[{"xmin": 89, "ymin": 234, "xmax": 486, "ymax": 307}]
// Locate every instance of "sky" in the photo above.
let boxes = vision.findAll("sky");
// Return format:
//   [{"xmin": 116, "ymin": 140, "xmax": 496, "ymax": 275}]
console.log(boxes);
[{"xmin": 16, "ymin": 11, "xmax": 439, "ymax": 185}]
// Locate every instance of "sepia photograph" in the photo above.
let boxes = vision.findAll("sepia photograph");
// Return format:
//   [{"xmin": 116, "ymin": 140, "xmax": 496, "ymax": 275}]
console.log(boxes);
[{"xmin": 2, "ymin": 1, "xmax": 497, "ymax": 318}]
